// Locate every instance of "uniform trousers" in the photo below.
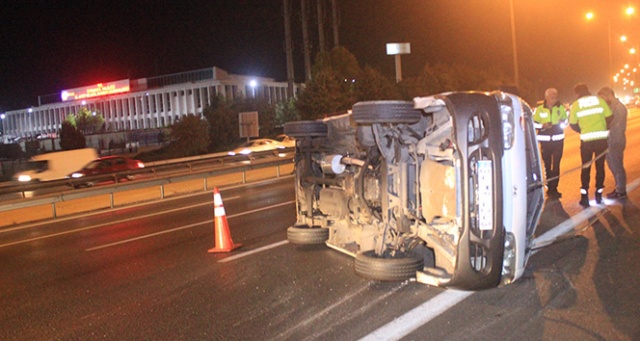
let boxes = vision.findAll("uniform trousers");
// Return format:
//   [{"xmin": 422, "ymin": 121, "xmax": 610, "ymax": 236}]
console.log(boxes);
[
  {"xmin": 540, "ymin": 140, "xmax": 564, "ymax": 192},
  {"xmin": 580, "ymin": 139, "xmax": 608, "ymax": 191}
]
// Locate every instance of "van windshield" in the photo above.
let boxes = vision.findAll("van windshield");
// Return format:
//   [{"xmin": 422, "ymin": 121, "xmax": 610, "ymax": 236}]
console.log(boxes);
[{"xmin": 24, "ymin": 160, "xmax": 49, "ymax": 172}]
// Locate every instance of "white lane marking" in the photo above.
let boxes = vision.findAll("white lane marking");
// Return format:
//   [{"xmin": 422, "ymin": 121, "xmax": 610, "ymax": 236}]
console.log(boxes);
[
  {"xmin": 85, "ymin": 221, "xmax": 210, "ymax": 251},
  {"xmin": 532, "ymin": 176, "xmax": 640, "ymax": 250},
  {"xmin": 359, "ymin": 289, "xmax": 473, "ymax": 341},
  {"xmin": 225, "ymin": 200, "xmax": 295, "ymax": 219},
  {"xmin": 84, "ymin": 200, "xmax": 295, "ymax": 251},
  {"xmin": 218, "ymin": 240, "xmax": 290, "ymax": 263},
  {"xmin": 278, "ymin": 282, "xmax": 408, "ymax": 340},
  {"xmin": 0, "ymin": 201, "xmax": 211, "ymax": 249},
  {"xmin": 0, "ymin": 197, "xmax": 294, "ymax": 250}
]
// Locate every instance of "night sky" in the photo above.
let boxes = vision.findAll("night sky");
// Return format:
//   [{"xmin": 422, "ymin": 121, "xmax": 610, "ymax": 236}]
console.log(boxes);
[{"xmin": 1, "ymin": 0, "xmax": 638, "ymax": 111}]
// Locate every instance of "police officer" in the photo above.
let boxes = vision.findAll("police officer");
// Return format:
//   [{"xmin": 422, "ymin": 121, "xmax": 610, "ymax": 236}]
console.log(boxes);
[
  {"xmin": 533, "ymin": 88, "xmax": 568, "ymax": 198},
  {"xmin": 569, "ymin": 83, "xmax": 613, "ymax": 207}
]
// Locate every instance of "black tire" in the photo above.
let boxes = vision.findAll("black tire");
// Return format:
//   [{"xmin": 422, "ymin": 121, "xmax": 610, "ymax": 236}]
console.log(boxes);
[
  {"xmin": 284, "ymin": 121, "xmax": 328, "ymax": 138},
  {"xmin": 287, "ymin": 225, "xmax": 329, "ymax": 244},
  {"xmin": 355, "ymin": 250, "xmax": 423, "ymax": 281},
  {"xmin": 352, "ymin": 101, "xmax": 422, "ymax": 124}
]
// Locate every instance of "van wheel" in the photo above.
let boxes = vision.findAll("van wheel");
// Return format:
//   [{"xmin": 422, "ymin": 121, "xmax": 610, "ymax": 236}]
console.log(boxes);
[
  {"xmin": 284, "ymin": 121, "xmax": 328, "ymax": 138},
  {"xmin": 355, "ymin": 250, "xmax": 423, "ymax": 281},
  {"xmin": 352, "ymin": 101, "xmax": 422, "ymax": 124},
  {"xmin": 287, "ymin": 225, "xmax": 329, "ymax": 245}
]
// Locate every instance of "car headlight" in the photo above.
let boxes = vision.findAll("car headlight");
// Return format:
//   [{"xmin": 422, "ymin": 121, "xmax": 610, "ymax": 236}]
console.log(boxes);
[
  {"xmin": 71, "ymin": 173, "xmax": 84, "ymax": 178},
  {"xmin": 501, "ymin": 232, "xmax": 517, "ymax": 285},
  {"xmin": 18, "ymin": 175, "xmax": 32, "ymax": 182},
  {"xmin": 239, "ymin": 149, "xmax": 252, "ymax": 155},
  {"xmin": 501, "ymin": 103, "xmax": 515, "ymax": 149},
  {"xmin": 228, "ymin": 151, "xmax": 237, "ymax": 156}
]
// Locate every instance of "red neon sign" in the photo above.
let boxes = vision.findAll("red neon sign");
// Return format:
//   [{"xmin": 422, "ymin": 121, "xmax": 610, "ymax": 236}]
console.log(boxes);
[{"xmin": 61, "ymin": 80, "xmax": 130, "ymax": 101}]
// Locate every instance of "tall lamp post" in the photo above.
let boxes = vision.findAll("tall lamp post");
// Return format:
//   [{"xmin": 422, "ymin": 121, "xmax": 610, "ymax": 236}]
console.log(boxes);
[
  {"xmin": 509, "ymin": 0, "xmax": 519, "ymax": 89},
  {"xmin": 586, "ymin": 6, "xmax": 635, "ymax": 87}
]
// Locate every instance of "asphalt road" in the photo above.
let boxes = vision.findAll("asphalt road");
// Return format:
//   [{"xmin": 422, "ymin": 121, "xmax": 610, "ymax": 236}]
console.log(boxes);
[{"xmin": 1, "ymin": 119, "xmax": 639, "ymax": 340}]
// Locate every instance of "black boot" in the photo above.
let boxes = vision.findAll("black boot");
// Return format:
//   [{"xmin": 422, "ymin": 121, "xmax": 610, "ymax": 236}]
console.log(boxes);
[{"xmin": 579, "ymin": 194, "xmax": 590, "ymax": 207}]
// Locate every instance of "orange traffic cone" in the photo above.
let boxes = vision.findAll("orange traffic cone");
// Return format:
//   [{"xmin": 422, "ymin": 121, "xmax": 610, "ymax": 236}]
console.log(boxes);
[{"xmin": 208, "ymin": 187, "xmax": 242, "ymax": 253}]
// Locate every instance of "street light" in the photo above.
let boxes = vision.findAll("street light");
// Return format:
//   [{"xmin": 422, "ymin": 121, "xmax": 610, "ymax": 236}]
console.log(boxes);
[
  {"xmin": 249, "ymin": 79, "xmax": 257, "ymax": 98},
  {"xmin": 585, "ymin": 6, "xmax": 636, "ymax": 87}
]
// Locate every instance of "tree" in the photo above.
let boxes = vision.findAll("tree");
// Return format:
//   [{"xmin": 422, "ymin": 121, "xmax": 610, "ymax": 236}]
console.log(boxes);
[
  {"xmin": 66, "ymin": 107, "xmax": 105, "ymax": 134},
  {"xmin": 168, "ymin": 114, "xmax": 210, "ymax": 157},
  {"xmin": 296, "ymin": 68, "xmax": 354, "ymax": 120},
  {"xmin": 59, "ymin": 121, "xmax": 86, "ymax": 150},
  {"xmin": 203, "ymin": 96, "xmax": 279, "ymax": 152},
  {"xmin": 203, "ymin": 96, "xmax": 240, "ymax": 152},
  {"xmin": 275, "ymin": 97, "xmax": 299, "ymax": 126},
  {"xmin": 296, "ymin": 46, "xmax": 401, "ymax": 120},
  {"xmin": 355, "ymin": 65, "xmax": 402, "ymax": 101},
  {"xmin": 401, "ymin": 62, "xmax": 508, "ymax": 99}
]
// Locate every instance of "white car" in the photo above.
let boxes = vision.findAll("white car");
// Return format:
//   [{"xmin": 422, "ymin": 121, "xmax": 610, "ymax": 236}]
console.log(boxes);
[
  {"xmin": 227, "ymin": 138, "xmax": 285, "ymax": 156},
  {"xmin": 284, "ymin": 91, "xmax": 545, "ymax": 290},
  {"xmin": 275, "ymin": 134, "xmax": 296, "ymax": 148}
]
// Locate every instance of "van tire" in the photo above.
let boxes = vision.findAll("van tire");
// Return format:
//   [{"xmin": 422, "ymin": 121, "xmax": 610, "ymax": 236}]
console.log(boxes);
[
  {"xmin": 355, "ymin": 250, "xmax": 423, "ymax": 281},
  {"xmin": 287, "ymin": 225, "xmax": 329, "ymax": 244},
  {"xmin": 352, "ymin": 101, "xmax": 422, "ymax": 124},
  {"xmin": 284, "ymin": 121, "xmax": 328, "ymax": 138}
]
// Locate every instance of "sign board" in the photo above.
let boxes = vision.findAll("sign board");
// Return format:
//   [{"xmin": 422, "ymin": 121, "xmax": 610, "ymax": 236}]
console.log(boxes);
[
  {"xmin": 386, "ymin": 42, "xmax": 411, "ymax": 55},
  {"xmin": 61, "ymin": 79, "xmax": 131, "ymax": 101},
  {"xmin": 239, "ymin": 111, "xmax": 259, "ymax": 138}
]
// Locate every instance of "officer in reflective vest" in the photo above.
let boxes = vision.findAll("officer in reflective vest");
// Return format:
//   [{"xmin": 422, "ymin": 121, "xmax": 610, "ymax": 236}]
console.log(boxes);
[
  {"xmin": 533, "ymin": 88, "xmax": 568, "ymax": 198},
  {"xmin": 569, "ymin": 83, "xmax": 613, "ymax": 207}
]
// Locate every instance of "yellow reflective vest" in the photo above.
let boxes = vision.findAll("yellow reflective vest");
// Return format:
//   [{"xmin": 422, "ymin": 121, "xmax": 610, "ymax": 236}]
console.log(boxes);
[
  {"xmin": 533, "ymin": 102, "xmax": 568, "ymax": 142},
  {"xmin": 569, "ymin": 95, "xmax": 612, "ymax": 141}
]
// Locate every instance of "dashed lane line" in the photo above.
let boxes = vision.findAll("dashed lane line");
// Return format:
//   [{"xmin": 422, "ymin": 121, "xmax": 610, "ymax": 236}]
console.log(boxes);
[{"xmin": 84, "ymin": 200, "xmax": 294, "ymax": 252}]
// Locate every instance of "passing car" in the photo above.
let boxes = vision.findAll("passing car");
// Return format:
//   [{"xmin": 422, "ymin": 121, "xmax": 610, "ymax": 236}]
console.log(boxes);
[
  {"xmin": 284, "ymin": 91, "xmax": 545, "ymax": 290},
  {"xmin": 275, "ymin": 134, "xmax": 296, "ymax": 148},
  {"xmin": 227, "ymin": 138, "xmax": 285, "ymax": 156},
  {"xmin": 70, "ymin": 156, "xmax": 145, "ymax": 187}
]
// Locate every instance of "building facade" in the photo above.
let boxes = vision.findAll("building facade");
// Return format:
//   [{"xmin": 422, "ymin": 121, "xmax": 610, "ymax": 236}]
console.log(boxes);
[{"xmin": 1, "ymin": 67, "xmax": 300, "ymax": 142}]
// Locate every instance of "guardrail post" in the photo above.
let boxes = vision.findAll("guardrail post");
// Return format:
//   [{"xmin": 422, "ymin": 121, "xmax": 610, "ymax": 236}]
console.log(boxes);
[
  {"xmin": 277, "ymin": 165, "xmax": 281, "ymax": 178},
  {"xmin": 242, "ymin": 171, "xmax": 247, "ymax": 184},
  {"xmin": 161, "ymin": 184, "xmax": 165, "ymax": 199},
  {"xmin": 51, "ymin": 202, "xmax": 57, "ymax": 219},
  {"xmin": 110, "ymin": 193, "xmax": 115, "ymax": 208},
  {"xmin": 204, "ymin": 177, "xmax": 207, "ymax": 191}
]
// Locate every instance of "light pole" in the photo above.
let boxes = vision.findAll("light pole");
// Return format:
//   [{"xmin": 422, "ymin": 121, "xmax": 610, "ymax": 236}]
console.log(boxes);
[
  {"xmin": 586, "ymin": 6, "xmax": 636, "ymax": 87},
  {"xmin": 509, "ymin": 0, "xmax": 519, "ymax": 89}
]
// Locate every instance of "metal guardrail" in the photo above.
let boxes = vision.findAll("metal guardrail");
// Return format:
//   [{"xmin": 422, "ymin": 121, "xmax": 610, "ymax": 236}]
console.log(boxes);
[
  {"xmin": 0, "ymin": 148, "xmax": 294, "ymax": 196},
  {"xmin": 0, "ymin": 156, "xmax": 294, "ymax": 219}
]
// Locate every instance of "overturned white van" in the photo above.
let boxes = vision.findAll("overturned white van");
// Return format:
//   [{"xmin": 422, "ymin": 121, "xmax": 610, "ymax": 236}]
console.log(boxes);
[{"xmin": 284, "ymin": 91, "xmax": 545, "ymax": 290}]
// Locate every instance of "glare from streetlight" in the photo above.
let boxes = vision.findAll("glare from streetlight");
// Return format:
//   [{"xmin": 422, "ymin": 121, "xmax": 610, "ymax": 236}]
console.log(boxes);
[
  {"xmin": 585, "ymin": 11, "xmax": 594, "ymax": 20},
  {"xmin": 621, "ymin": 35, "xmax": 628, "ymax": 42},
  {"xmin": 631, "ymin": 47, "xmax": 637, "ymax": 54},
  {"xmin": 626, "ymin": 6, "xmax": 635, "ymax": 16}
]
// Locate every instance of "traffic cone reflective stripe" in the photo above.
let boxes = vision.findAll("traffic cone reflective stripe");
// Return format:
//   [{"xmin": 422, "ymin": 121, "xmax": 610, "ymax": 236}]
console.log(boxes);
[{"xmin": 208, "ymin": 187, "xmax": 242, "ymax": 253}]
